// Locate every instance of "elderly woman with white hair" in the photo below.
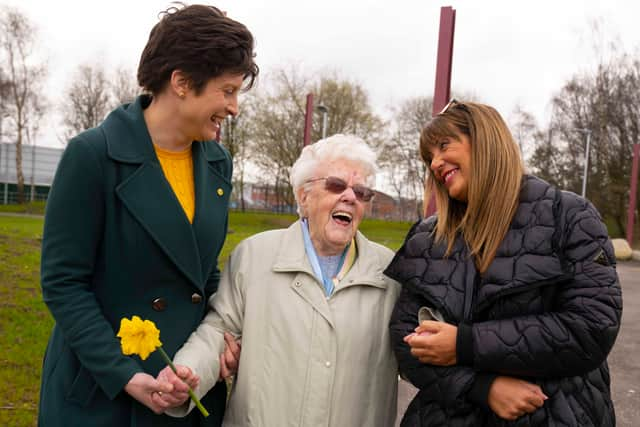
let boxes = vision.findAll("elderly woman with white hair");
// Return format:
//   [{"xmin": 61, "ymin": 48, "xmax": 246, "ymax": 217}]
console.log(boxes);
[{"xmin": 160, "ymin": 134, "xmax": 401, "ymax": 426}]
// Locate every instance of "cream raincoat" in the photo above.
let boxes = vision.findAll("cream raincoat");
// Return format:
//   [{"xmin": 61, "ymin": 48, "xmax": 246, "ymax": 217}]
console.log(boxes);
[{"xmin": 169, "ymin": 221, "xmax": 400, "ymax": 426}]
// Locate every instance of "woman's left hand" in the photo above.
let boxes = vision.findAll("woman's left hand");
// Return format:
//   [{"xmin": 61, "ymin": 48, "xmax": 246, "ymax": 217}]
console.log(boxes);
[{"xmin": 404, "ymin": 321, "xmax": 458, "ymax": 366}]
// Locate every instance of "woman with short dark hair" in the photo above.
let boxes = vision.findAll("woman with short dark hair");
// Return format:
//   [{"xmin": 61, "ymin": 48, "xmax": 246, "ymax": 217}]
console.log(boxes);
[
  {"xmin": 38, "ymin": 5, "xmax": 258, "ymax": 427},
  {"xmin": 386, "ymin": 101, "xmax": 622, "ymax": 426}
]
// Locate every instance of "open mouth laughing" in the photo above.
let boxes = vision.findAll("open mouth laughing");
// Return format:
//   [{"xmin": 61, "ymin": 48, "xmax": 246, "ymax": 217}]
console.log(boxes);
[{"xmin": 331, "ymin": 210, "xmax": 353, "ymax": 226}]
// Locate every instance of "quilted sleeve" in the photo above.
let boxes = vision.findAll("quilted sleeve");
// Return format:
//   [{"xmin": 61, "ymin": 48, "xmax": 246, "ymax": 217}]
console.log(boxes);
[
  {"xmin": 390, "ymin": 286, "xmax": 479, "ymax": 409},
  {"xmin": 465, "ymin": 196, "xmax": 622, "ymax": 378}
]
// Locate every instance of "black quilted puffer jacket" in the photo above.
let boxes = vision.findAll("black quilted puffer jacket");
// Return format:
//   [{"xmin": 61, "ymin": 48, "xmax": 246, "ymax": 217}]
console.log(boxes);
[{"xmin": 385, "ymin": 175, "xmax": 622, "ymax": 427}]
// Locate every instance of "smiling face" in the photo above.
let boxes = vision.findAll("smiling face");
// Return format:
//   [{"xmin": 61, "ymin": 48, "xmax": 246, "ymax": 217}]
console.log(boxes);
[
  {"xmin": 298, "ymin": 159, "xmax": 371, "ymax": 256},
  {"xmin": 179, "ymin": 72, "xmax": 244, "ymax": 142},
  {"xmin": 426, "ymin": 133, "xmax": 472, "ymax": 202}
]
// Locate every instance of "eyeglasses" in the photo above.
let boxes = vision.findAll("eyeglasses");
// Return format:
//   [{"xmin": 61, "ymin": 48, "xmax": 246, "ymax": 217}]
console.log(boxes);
[
  {"xmin": 307, "ymin": 176, "xmax": 376, "ymax": 202},
  {"xmin": 438, "ymin": 98, "xmax": 467, "ymax": 115}
]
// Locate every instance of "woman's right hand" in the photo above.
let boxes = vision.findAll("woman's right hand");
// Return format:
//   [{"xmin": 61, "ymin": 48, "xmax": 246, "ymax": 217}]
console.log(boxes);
[
  {"xmin": 124, "ymin": 372, "xmax": 174, "ymax": 414},
  {"xmin": 151, "ymin": 365, "xmax": 200, "ymax": 409},
  {"xmin": 488, "ymin": 376, "xmax": 548, "ymax": 421}
]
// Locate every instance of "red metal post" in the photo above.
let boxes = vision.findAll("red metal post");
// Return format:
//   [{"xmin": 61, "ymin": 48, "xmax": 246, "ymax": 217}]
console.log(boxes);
[
  {"xmin": 303, "ymin": 93, "xmax": 314, "ymax": 147},
  {"xmin": 432, "ymin": 6, "xmax": 456, "ymax": 115},
  {"xmin": 626, "ymin": 143, "xmax": 640, "ymax": 245},
  {"xmin": 424, "ymin": 6, "xmax": 456, "ymax": 217}
]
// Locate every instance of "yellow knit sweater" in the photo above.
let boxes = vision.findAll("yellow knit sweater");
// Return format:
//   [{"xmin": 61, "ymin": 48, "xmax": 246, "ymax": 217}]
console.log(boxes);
[{"xmin": 153, "ymin": 144, "xmax": 195, "ymax": 223}]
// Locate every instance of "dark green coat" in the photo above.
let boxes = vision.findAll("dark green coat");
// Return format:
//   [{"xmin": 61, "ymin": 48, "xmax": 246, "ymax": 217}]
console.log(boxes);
[{"xmin": 39, "ymin": 96, "xmax": 229, "ymax": 427}]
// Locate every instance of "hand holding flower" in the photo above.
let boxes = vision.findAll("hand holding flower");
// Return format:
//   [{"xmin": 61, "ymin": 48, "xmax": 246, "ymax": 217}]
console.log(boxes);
[
  {"xmin": 117, "ymin": 316, "xmax": 209, "ymax": 417},
  {"xmin": 125, "ymin": 372, "xmax": 174, "ymax": 414},
  {"xmin": 152, "ymin": 365, "xmax": 200, "ymax": 408}
]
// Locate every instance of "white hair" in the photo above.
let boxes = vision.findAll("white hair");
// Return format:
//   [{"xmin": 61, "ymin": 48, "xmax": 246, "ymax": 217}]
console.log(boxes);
[{"xmin": 290, "ymin": 134, "xmax": 378, "ymax": 216}]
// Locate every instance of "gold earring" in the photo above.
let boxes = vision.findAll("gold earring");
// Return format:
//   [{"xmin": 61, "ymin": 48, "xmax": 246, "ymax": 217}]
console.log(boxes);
[{"xmin": 179, "ymin": 92, "xmax": 185, "ymax": 98}]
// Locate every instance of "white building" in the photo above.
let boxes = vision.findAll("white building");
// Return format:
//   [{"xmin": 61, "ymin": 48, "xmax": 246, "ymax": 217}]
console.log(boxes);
[{"xmin": 0, "ymin": 142, "xmax": 63, "ymax": 204}]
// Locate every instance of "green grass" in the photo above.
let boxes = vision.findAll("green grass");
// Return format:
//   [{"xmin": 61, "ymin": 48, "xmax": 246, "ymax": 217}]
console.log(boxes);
[
  {"xmin": 0, "ymin": 211, "xmax": 411, "ymax": 427},
  {"xmin": 0, "ymin": 215, "xmax": 50, "ymax": 426},
  {"xmin": 0, "ymin": 202, "xmax": 46, "ymax": 216}
]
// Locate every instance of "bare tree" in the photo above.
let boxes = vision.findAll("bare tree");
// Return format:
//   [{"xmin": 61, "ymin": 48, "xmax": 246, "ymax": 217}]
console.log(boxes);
[
  {"xmin": 311, "ymin": 74, "xmax": 384, "ymax": 143},
  {"xmin": 60, "ymin": 64, "xmax": 112, "ymax": 141},
  {"xmin": 243, "ymin": 67, "xmax": 383, "ymax": 210},
  {"xmin": 379, "ymin": 96, "xmax": 433, "ymax": 220},
  {"xmin": 220, "ymin": 112, "xmax": 252, "ymax": 212},
  {"xmin": 0, "ymin": 6, "xmax": 47, "ymax": 203},
  {"xmin": 530, "ymin": 54, "xmax": 640, "ymax": 235},
  {"xmin": 0, "ymin": 67, "xmax": 11, "ymax": 142},
  {"xmin": 110, "ymin": 66, "xmax": 140, "ymax": 106},
  {"xmin": 508, "ymin": 104, "xmax": 541, "ymax": 165}
]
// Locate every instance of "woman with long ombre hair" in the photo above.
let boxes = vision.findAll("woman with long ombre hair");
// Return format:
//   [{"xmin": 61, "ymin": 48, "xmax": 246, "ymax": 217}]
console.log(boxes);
[{"xmin": 385, "ymin": 101, "xmax": 622, "ymax": 426}]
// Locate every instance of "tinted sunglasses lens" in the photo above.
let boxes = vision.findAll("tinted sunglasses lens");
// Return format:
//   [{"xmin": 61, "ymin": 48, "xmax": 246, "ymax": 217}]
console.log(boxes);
[
  {"xmin": 324, "ymin": 177, "xmax": 374, "ymax": 201},
  {"xmin": 324, "ymin": 177, "xmax": 348, "ymax": 194},
  {"xmin": 353, "ymin": 185, "xmax": 374, "ymax": 201}
]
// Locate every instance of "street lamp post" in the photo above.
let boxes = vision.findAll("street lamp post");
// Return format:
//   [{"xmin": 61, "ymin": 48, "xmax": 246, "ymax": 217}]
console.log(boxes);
[
  {"xmin": 316, "ymin": 103, "xmax": 329, "ymax": 139},
  {"xmin": 574, "ymin": 128, "xmax": 592, "ymax": 198}
]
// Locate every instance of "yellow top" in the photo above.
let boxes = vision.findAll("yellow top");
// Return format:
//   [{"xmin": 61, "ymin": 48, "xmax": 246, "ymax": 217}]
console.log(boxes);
[{"xmin": 153, "ymin": 144, "xmax": 195, "ymax": 223}]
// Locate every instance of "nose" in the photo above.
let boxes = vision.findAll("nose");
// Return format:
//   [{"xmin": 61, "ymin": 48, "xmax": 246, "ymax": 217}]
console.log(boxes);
[
  {"xmin": 430, "ymin": 153, "xmax": 444, "ymax": 173},
  {"xmin": 339, "ymin": 175, "xmax": 358, "ymax": 203},
  {"xmin": 339, "ymin": 186, "xmax": 357, "ymax": 203},
  {"xmin": 227, "ymin": 95, "xmax": 239, "ymax": 116}
]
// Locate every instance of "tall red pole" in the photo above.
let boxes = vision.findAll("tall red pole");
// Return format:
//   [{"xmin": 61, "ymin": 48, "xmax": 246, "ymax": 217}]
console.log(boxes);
[
  {"xmin": 626, "ymin": 143, "xmax": 640, "ymax": 245},
  {"xmin": 303, "ymin": 93, "xmax": 314, "ymax": 147},
  {"xmin": 424, "ymin": 6, "xmax": 456, "ymax": 217}
]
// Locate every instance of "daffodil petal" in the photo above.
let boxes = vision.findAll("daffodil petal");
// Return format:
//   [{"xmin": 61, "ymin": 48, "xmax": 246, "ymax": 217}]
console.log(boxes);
[{"xmin": 117, "ymin": 316, "xmax": 162, "ymax": 360}]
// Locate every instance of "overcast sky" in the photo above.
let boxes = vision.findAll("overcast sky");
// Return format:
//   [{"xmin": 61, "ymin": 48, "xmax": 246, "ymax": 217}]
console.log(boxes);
[{"xmin": 3, "ymin": 0, "xmax": 640, "ymax": 147}]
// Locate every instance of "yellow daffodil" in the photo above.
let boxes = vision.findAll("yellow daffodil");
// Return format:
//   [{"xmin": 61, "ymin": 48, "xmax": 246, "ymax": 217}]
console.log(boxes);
[
  {"xmin": 117, "ymin": 316, "xmax": 162, "ymax": 360},
  {"xmin": 117, "ymin": 316, "xmax": 209, "ymax": 417}
]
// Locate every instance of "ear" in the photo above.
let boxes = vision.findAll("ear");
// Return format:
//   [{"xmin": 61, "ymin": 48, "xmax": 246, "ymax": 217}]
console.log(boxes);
[
  {"xmin": 169, "ymin": 70, "xmax": 191, "ymax": 98},
  {"xmin": 297, "ymin": 186, "xmax": 309, "ymax": 216}
]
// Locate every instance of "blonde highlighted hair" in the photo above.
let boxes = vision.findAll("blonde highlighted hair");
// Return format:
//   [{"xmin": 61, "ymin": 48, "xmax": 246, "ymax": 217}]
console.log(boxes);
[{"xmin": 420, "ymin": 101, "xmax": 524, "ymax": 273}]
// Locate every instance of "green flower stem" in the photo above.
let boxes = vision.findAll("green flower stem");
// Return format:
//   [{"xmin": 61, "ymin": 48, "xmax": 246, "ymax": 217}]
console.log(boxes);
[{"xmin": 157, "ymin": 347, "xmax": 209, "ymax": 418}]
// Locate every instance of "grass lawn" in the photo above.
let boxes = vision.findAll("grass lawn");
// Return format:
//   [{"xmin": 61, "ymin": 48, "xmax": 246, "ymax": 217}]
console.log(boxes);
[{"xmin": 0, "ymin": 210, "xmax": 412, "ymax": 427}]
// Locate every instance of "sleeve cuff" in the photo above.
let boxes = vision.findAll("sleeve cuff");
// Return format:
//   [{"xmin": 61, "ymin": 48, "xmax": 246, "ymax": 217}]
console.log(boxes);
[
  {"xmin": 102, "ymin": 359, "xmax": 143, "ymax": 400},
  {"xmin": 468, "ymin": 373, "xmax": 498, "ymax": 410},
  {"xmin": 456, "ymin": 322, "xmax": 474, "ymax": 366}
]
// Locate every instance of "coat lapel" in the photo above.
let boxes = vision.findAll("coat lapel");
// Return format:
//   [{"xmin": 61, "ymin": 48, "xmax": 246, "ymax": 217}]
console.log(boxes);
[
  {"xmin": 191, "ymin": 142, "xmax": 232, "ymax": 282},
  {"xmin": 273, "ymin": 222, "xmax": 336, "ymax": 328},
  {"xmin": 103, "ymin": 96, "xmax": 203, "ymax": 289}
]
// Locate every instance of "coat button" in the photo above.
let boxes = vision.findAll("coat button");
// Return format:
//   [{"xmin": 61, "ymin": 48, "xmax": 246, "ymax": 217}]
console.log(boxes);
[
  {"xmin": 191, "ymin": 293, "xmax": 202, "ymax": 304},
  {"xmin": 152, "ymin": 297, "xmax": 167, "ymax": 311},
  {"xmin": 325, "ymin": 361, "xmax": 332, "ymax": 368},
  {"xmin": 217, "ymin": 188, "xmax": 224, "ymax": 196}
]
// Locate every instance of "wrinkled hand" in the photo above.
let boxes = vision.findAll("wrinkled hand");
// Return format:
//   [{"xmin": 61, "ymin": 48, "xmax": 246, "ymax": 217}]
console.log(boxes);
[
  {"xmin": 151, "ymin": 365, "xmax": 200, "ymax": 410},
  {"xmin": 124, "ymin": 372, "xmax": 174, "ymax": 414},
  {"xmin": 219, "ymin": 332, "xmax": 241, "ymax": 381},
  {"xmin": 488, "ymin": 376, "xmax": 548, "ymax": 420},
  {"xmin": 404, "ymin": 320, "xmax": 458, "ymax": 366}
]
